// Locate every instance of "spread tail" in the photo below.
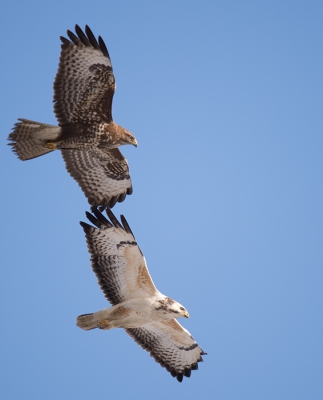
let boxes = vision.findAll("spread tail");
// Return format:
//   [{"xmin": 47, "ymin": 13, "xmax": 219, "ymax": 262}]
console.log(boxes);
[
  {"xmin": 8, "ymin": 119, "xmax": 61, "ymax": 160},
  {"xmin": 77, "ymin": 313, "xmax": 98, "ymax": 331},
  {"xmin": 77, "ymin": 309, "xmax": 113, "ymax": 331}
]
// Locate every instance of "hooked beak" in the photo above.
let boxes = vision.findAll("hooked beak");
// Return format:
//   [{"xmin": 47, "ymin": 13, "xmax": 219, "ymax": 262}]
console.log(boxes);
[
  {"xmin": 132, "ymin": 138, "xmax": 138, "ymax": 147},
  {"xmin": 184, "ymin": 311, "xmax": 190, "ymax": 318}
]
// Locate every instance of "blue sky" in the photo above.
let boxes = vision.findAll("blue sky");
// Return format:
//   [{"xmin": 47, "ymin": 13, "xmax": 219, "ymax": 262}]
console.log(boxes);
[{"xmin": 1, "ymin": 1, "xmax": 322, "ymax": 399}]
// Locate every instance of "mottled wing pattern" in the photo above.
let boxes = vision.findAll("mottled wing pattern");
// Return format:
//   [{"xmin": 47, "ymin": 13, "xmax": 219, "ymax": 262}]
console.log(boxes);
[
  {"xmin": 54, "ymin": 25, "xmax": 115, "ymax": 125},
  {"xmin": 80, "ymin": 208, "xmax": 158, "ymax": 305},
  {"xmin": 126, "ymin": 319, "xmax": 206, "ymax": 382},
  {"xmin": 61, "ymin": 148, "xmax": 132, "ymax": 208}
]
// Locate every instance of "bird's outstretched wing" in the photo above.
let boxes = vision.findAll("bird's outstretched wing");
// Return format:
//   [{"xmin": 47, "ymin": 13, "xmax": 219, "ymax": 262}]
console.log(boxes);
[
  {"xmin": 126, "ymin": 319, "xmax": 206, "ymax": 382},
  {"xmin": 61, "ymin": 148, "xmax": 132, "ymax": 209},
  {"xmin": 80, "ymin": 208, "xmax": 158, "ymax": 305},
  {"xmin": 54, "ymin": 25, "xmax": 115, "ymax": 125}
]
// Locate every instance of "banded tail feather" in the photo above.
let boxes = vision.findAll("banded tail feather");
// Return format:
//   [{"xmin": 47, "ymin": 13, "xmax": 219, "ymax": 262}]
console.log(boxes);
[{"xmin": 8, "ymin": 119, "xmax": 61, "ymax": 160}]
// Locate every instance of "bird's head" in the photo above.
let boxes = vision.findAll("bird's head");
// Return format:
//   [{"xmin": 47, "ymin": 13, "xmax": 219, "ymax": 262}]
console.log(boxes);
[
  {"xmin": 174, "ymin": 302, "xmax": 190, "ymax": 319},
  {"xmin": 119, "ymin": 127, "xmax": 138, "ymax": 147},
  {"xmin": 104, "ymin": 123, "xmax": 138, "ymax": 148},
  {"xmin": 155, "ymin": 297, "xmax": 190, "ymax": 319}
]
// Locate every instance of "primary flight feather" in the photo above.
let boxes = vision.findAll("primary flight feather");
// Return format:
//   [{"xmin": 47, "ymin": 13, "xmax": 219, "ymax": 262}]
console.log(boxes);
[
  {"xmin": 78, "ymin": 208, "xmax": 206, "ymax": 382},
  {"xmin": 8, "ymin": 25, "xmax": 137, "ymax": 209}
]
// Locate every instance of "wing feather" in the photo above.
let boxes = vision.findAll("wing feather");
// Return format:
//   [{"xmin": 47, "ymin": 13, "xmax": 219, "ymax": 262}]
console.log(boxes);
[
  {"xmin": 54, "ymin": 25, "xmax": 115, "ymax": 125},
  {"xmin": 61, "ymin": 148, "xmax": 132, "ymax": 209},
  {"xmin": 105, "ymin": 208, "xmax": 123, "ymax": 229},
  {"xmin": 120, "ymin": 215, "xmax": 134, "ymax": 235},
  {"xmin": 66, "ymin": 29, "xmax": 82, "ymax": 46},
  {"xmin": 126, "ymin": 320, "xmax": 206, "ymax": 382},
  {"xmin": 81, "ymin": 209, "xmax": 158, "ymax": 304},
  {"xmin": 74, "ymin": 25, "xmax": 92, "ymax": 47},
  {"xmin": 85, "ymin": 25, "xmax": 101, "ymax": 51},
  {"xmin": 84, "ymin": 210, "xmax": 112, "ymax": 229}
]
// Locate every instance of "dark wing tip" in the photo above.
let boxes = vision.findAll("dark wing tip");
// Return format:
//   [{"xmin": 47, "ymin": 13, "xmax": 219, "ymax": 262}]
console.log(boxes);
[
  {"xmin": 61, "ymin": 25, "xmax": 110, "ymax": 60},
  {"xmin": 94, "ymin": 192, "xmax": 126, "ymax": 211},
  {"xmin": 169, "ymin": 368, "xmax": 177, "ymax": 378},
  {"xmin": 105, "ymin": 208, "xmax": 123, "ymax": 229},
  {"xmin": 152, "ymin": 352, "xmax": 203, "ymax": 382},
  {"xmin": 74, "ymin": 24, "xmax": 91, "ymax": 47},
  {"xmin": 90, "ymin": 208, "xmax": 113, "ymax": 228},
  {"xmin": 84, "ymin": 209, "xmax": 114, "ymax": 230},
  {"xmin": 98, "ymin": 35, "xmax": 110, "ymax": 59},
  {"xmin": 66, "ymin": 29, "xmax": 81, "ymax": 46},
  {"xmin": 80, "ymin": 220, "xmax": 90, "ymax": 229},
  {"xmin": 191, "ymin": 362, "xmax": 198, "ymax": 370},
  {"xmin": 117, "ymin": 192, "xmax": 126, "ymax": 204},
  {"xmin": 107, "ymin": 196, "xmax": 118, "ymax": 209},
  {"xmin": 84, "ymin": 25, "xmax": 101, "ymax": 51},
  {"xmin": 127, "ymin": 327, "xmax": 204, "ymax": 382},
  {"xmin": 60, "ymin": 36, "xmax": 70, "ymax": 45},
  {"xmin": 127, "ymin": 185, "xmax": 133, "ymax": 195},
  {"xmin": 120, "ymin": 215, "xmax": 135, "ymax": 237},
  {"xmin": 84, "ymin": 211, "xmax": 103, "ymax": 229}
]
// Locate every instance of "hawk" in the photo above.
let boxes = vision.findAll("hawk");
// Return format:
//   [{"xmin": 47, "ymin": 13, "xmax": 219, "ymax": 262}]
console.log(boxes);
[
  {"xmin": 77, "ymin": 208, "xmax": 206, "ymax": 382},
  {"xmin": 8, "ymin": 25, "xmax": 137, "ymax": 209}
]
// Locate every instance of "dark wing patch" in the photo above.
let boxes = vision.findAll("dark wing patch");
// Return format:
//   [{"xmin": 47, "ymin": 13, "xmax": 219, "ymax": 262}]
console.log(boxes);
[
  {"xmin": 126, "ymin": 320, "xmax": 206, "ymax": 382},
  {"xmin": 61, "ymin": 148, "xmax": 132, "ymax": 208},
  {"xmin": 54, "ymin": 25, "xmax": 115, "ymax": 125}
]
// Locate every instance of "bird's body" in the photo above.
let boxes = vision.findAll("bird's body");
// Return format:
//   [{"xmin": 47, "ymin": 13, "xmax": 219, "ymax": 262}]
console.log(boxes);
[
  {"xmin": 77, "ymin": 295, "xmax": 188, "ymax": 330},
  {"xmin": 8, "ymin": 25, "xmax": 137, "ymax": 209},
  {"xmin": 45, "ymin": 121, "xmax": 135, "ymax": 151}
]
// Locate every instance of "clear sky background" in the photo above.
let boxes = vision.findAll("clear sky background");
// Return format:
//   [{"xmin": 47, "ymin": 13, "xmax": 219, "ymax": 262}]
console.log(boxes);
[{"xmin": 1, "ymin": 1, "xmax": 322, "ymax": 399}]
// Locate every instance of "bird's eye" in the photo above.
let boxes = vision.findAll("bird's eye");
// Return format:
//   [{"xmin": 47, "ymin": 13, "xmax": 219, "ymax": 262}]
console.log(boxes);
[{"xmin": 180, "ymin": 307, "xmax": 185, "ymax": 311}]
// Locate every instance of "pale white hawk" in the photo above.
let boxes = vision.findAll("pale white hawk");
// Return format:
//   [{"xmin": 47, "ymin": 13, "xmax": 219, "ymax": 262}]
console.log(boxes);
[{"xmin": 78, "ymin": 208, "xmax": 206, "ymax": 382}]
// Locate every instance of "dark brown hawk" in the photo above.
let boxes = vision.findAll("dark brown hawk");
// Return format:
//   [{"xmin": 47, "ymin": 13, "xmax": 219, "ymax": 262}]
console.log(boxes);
[{"xmin": 8, "ymin": 25, "xmax": 137, "ymax": 209}]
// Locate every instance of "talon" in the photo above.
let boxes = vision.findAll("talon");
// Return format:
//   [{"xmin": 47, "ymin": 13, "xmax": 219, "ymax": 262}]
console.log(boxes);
[
  {"xmin": 97, "ymin": 319, "xmax": 110, "ymax": 329},
  {"xmin": 44, "ymin": 141, "xmax": 57, "ymax": 150}
]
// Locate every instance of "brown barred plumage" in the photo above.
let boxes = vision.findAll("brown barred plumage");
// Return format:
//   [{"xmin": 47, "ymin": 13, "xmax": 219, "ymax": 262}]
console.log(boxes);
[{"xmin": 8, "ymin": 25, "xmax": 137, "ymax": 209}]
